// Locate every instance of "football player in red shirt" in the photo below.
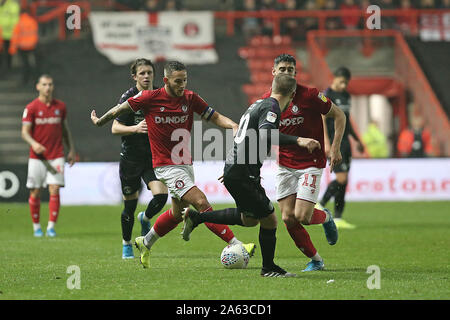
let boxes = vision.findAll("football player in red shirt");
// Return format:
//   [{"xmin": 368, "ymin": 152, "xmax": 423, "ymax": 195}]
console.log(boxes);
[
  {"xmin": 91, "ymin": 61, "xmax": 255, "ymax": 268},
  {"xmin": 21, "ymin": 74, "xmax": 76, "ymax": 237},
  {"xmin": 261, "ymin": 54, "xmax": 346, "ymax": 272}
]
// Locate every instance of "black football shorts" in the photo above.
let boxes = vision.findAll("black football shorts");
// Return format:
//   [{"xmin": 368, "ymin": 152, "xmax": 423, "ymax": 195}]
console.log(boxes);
[
  {"xmin": 223, "ymin": 174, "xmax": 274, "ymax": 219},
  {"xmin": 119, "ymin": 157, "xmax": 158, "ymax": 196}
]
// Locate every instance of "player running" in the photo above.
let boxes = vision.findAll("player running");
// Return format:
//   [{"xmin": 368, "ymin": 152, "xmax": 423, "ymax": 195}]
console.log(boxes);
[
  {"xmin": 183, "ymin": 74, "xmax": 321, "ymax": 277},
  {"xmin": 319, "ymin": 67, "xmax": 364, "ymax": 229},
  {"xmin": 261, "ymin": 54, "xmax": 346, "ymax": 272},
  {"xmin": 21, "ymin": 74, "xmax": 76, "ymax": 237},
  {"xmin": 112, "ymin": 58, "xmax": 169, "ymax": 259},
  {"xmin": 91, "ymin": 60, "xmax": 255, "ymax": 268}
]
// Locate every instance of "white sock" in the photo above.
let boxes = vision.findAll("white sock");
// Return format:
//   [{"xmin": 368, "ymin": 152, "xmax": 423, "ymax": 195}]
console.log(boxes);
[
  {"xmin": 47, "ymin": 221, "xmax": 55, "ymax": 230},
  {"xmin": 311, "ymin": 253, "xmax": 322, "ymax": 262},
  {"xmin": 142, "ymin": 212, "xmax": 150, "ymax": 222},
  {"xmin": 123, "ymin": 240, "xmax": 132, "ymax": 245},
  {"xmin": 33, "ymin": 223, "xmax": 41, "ymax": 231},
  {"xmin": 143, "ymin": 227, "xmax": 159, "ymax": 249},
  {"xmin": 228, "ymin": 237, "xmax": 242, "ymax": 245}
]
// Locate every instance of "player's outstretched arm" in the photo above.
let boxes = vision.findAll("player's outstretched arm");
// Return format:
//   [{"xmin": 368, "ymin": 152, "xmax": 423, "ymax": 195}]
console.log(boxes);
[
  {"xmin": 111, "ymin": 119, "xmax": 147, "ymax": 136},
  {"xmin": 209, "ymin": 111, "xmax": 239, "ymax": 135},
  {"xmin": 325, "ymin": 102, "xmax": 346, "ymax": 172},
  {"xmin": 91, "ymin": 101, "xmax": 132, "ymax": 127}
]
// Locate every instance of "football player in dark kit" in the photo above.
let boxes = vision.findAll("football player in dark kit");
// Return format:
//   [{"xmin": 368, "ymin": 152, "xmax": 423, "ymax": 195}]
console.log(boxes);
[
  {"xmin": 319, "ymin": 67, "xmax": 364, "ymax": 230},
  {"xmin": 113, "ymin": 58, "xmax": 168, "ymax": 259},
  {"xmin": 183, "ymin": 74, "xmax": 322, "ymax": 277}
]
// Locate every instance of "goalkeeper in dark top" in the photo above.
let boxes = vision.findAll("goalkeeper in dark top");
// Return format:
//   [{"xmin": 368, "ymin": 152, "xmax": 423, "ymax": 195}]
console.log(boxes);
[
  {"xmin": 320, "ymin": 67, "xmax": 364, "ymax": 229},
  {"xmin": 182, "ymin": 74, "xmax": 323, "ymax": 277}
]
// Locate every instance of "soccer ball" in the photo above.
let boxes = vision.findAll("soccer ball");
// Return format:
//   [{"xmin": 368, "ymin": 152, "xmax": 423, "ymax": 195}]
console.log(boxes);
[{"xmin": 220, "ymin": 244, "xmax": 249, "ymax": 269}]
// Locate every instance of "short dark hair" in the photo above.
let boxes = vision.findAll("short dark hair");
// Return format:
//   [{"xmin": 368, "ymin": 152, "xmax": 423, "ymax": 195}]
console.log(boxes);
[
  {"xmin": 164, "ymin": 60, "xmax": 186, "ymax": 77},
  {"xmin": 274, "ymin": 54, "xmax": 297, "ymax": 67},
  {"xmin": 272, "ymin": 73, "xmax": 297, "ymax": 96},
  {"xmin": 37, "ymin": 74, "xmax": 53, "ymax": 84},
  {"xmin": 130, "ymin": 58, "xmax": 155, "ymax": 76},
  {"xmin": 334, "ymin": 66, "xmax": 351, "ymax": 80}
]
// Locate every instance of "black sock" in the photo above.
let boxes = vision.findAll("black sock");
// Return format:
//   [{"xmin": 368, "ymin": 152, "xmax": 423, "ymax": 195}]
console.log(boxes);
[
  {"xmin": 334, "ymin": 182, "xmax": 347, "ymax": 219},
  {"xmin": 121, "ymin": 199, "xmax": 137, "ymax": 242},
  {"xmin": 320, "ymin": 180, "xmax": 339, "ymax": 206},
  {"xmin": 196, "ymin": 208, "xmax": 244, "ymax": 226},
  {"xmin": 259, "ymin": 227, "xmax": 277, "ymax": 269},
  {"xmin": 144, "ymin": 193, "xmax": 168, "ymax": 220}
]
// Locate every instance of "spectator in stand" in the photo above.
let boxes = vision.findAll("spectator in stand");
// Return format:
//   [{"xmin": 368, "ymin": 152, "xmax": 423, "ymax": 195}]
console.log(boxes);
[
  {"xmin": 301, "ymin": 0, "xmax": 319, "ymax": 35},
  {"xmin": 378, "ymin": 0, "xmax": 397, "ymax": 28},
  {"xmin": 260, "ymin": 0, "xmax": 281, "ymax": 35},
  {"xmin": 144, "ymin": 0, "xmax": 161, "ymax": 12},
  {"xmin": 340, "ymin": 0, "xmax": 360, "ymax": 30},
  {"xmin": 0, "ymin": 0, "xmax": 20, "ymax": 71},
  {"xmin": 8, "ymin": 6, "xmax": 39, "ymax": 84},
  {"xmin": 441, "ymin": 0, "xmax": 450, "ymax": 9},
  {"xmin": 398, "ymin": 0, "xmax": 413, "ymax": 34},
  {"xmin": 397, "ymin": 115, "xmax": 434, "ymax": 158},
  {"xmin": 419, "ymin": 0, "xmax": 436, "ymax": 8},
  {"xmin": 324, "ymin": 0, "xmax": 341, "ymax": 30},
  {"xmin": 280, "ymin": 0, "xmax": 303, "ymax": 38},
  {"xmin": 241, "ymin": 0, "xmax": 262, "ymax": 39},
  {"xmin": 362, "ymin": 120, "xmax": 389, "ymax": 158},
  {"xmin": 163, "ymin": 0, "xmax": 183, "ymax": 10}
]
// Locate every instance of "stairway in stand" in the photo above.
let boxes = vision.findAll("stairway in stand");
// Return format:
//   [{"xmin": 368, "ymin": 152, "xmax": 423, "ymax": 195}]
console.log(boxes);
[
  {"xmin": 0, "ymin": 75, "xmax": 36, "ymax": 164},
  {"xmin": 240, "ymin": 35, "xmax": 312, "ymax": 105}
]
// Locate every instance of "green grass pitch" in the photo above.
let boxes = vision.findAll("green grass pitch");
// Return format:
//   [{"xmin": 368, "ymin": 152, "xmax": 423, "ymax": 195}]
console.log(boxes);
[{"xmin": 0, "ymin": 201, "xmax": 449, "ymax": 300}]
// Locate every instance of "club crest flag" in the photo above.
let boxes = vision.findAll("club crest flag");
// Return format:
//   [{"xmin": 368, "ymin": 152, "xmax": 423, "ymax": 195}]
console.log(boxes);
[{"xmin": 89, "ymin": 11, "xmax": 218, "ymax": 65}]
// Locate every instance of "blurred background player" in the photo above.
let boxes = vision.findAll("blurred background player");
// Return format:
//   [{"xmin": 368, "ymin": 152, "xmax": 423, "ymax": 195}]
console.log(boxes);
[
  {"xmin": 183, "ymin": 74, "xmax": 316, "ymax": 277},
  {"xmin": 320, "ymin": 67, "xmax": 364, "ymax": 230},
  {"xmin": 112, "ymin": 58, "xmax": 168, "ymax": 259},
  {"xmin": 91, "ymin": 61, "xmax": 255, "ymax": 268},
  {"xmin": 21, "ymin": 74, "xmax": 76, "ymax": 237},
  {"xmin": 262, "ymin": 54, "xmax": 345, "ymax": 272}
]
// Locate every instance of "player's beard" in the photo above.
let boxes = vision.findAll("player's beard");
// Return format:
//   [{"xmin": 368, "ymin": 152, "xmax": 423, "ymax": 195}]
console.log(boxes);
[{"xmin": 166, "ymin": 83, "xmax": 184, "ymax": 97}]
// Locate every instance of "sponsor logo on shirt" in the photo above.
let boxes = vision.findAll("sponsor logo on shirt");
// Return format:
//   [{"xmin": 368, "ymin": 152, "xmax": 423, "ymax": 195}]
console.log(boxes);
[
  {"xmin": 266, "ymin": 111, "xmax": 277, "ymax": 123},
  {"xmin": 35, "ymin": 117, "xmax": 62, "ymax": 125},
  {"xmin": 154, "ymin": 115, "xmax": 189, "ymax": 124},
  {"xmin": 280, "ymin": 116, "xmax": 304, "ymax": 127},
  {"xmin": 318, "ymin": 92, "xmax": 328, "ymax": 103}
]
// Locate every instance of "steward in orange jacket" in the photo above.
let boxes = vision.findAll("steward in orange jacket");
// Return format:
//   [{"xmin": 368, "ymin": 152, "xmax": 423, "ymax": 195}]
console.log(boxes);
[{"xmin": 9, "ymin": 11, "xmax": 38, "ymax": 55}]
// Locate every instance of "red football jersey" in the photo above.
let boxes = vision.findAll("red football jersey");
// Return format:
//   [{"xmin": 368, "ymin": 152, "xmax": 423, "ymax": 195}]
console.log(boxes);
[
  {"xmin": 262, "ymin": 84, "xmax": 331, "ymax": 169},
  {"xmin": 127, "ymin": 87, "xmax": 210, "ymax": 167},
  {"xmin": 22, "ymin": 98, "xmax": 66, "ymax": 160}
]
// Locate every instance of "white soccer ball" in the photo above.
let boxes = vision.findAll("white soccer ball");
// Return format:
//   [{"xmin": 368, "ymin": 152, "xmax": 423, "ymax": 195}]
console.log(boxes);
[{"xmin": 220, "ymin": 244, "xmax": 249, "ymax": 269}]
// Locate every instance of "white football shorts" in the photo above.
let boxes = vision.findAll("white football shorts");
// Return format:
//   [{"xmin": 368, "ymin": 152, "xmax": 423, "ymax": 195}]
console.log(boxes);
[
  {"xmin": 154, "ymin": 164, "xmax": 196, "ymax": 200},
  {"xmin": 26, "ymin": 157, "xmax": 65, "ymax": 189},
  {"xmin": 276, "ymin": 165, "xmax": 323, "ymax": 203}
]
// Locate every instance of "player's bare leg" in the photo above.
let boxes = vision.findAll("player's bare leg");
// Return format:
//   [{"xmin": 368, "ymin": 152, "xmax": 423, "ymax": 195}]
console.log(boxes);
[
  {"xmin": 182, "ymin": 186, "xmax": 237, "ymax": 244},
  {"xmin": 295, "ymin": 199, "xmax": 338, "ymax": 245},
  {"xmin": 279, "ymin": 195, "xmax": 324, "ymax": 271},
  {"xmin": 29, "ymin": 188, "xmax": 42, "ymax": 237},
  {"xmin": 46, "ymin": 184, "xmax": 60, "ymax": 237}
]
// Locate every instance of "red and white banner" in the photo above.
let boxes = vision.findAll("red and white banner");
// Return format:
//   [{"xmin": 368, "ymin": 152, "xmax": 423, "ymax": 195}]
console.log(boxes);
[
  {"xmin": 89, "ymin": 11, "xmax": 218, "ymax": 65},
  {"xmin": 60, "ymin": 159, "xmax": 450, "ymax": 205}
]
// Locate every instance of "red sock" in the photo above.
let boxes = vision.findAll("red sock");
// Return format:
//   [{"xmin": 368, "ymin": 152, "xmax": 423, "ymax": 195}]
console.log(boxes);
[
  {"xmin": 153, "ymin": 208, "xmax": 180, "ymax": 237},
  {"xmin": 49, "ymin": 194, "xmax": 60, "ymax": 223},
  {"xmin": 307, "ymin": 208, "xmax": 327, "ymax": 225},
  {"xmin": 286, "ymin": 222, "xmax": 317, "ymax": 258},
  {"xmin": 29, "ymin": 196, "xmax": 40, "ymax": 224},
  {"xmin": 202, "ymin": 207, "xmax": 235, "ymax": 243}
]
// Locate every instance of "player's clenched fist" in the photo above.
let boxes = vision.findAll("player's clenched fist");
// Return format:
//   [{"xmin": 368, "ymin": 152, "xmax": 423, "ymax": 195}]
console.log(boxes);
[
  {"xmin": 91, "ymin": 110, "xmax": 101, "ymax": 126},
  {"xmin": 297, "ymin": 137, "xmax": 321, "ymax": 154}
]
